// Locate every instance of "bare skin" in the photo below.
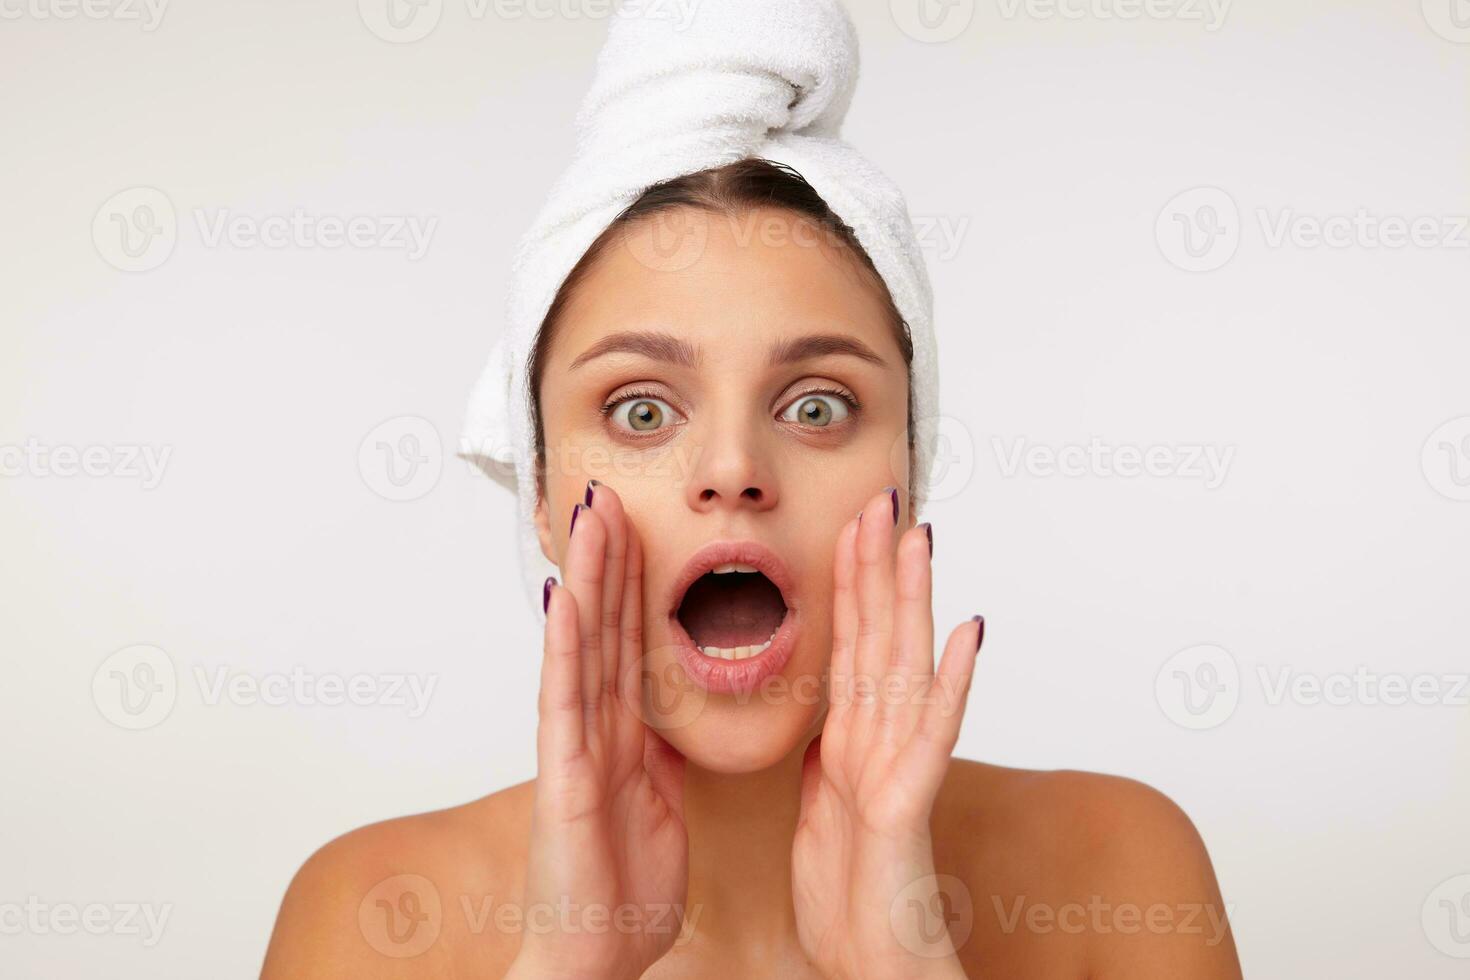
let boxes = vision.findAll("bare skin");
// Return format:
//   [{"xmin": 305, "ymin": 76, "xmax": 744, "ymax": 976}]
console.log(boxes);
[{"xmin": 261, "ymin": 207, "xmax": 1242, "ymax": 979}]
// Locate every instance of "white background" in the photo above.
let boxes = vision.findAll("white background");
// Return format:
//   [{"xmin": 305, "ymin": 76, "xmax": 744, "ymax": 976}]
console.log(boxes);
[{"xmin": 3, "ymin": 0, "xmax": 1468, "ymax": 976}]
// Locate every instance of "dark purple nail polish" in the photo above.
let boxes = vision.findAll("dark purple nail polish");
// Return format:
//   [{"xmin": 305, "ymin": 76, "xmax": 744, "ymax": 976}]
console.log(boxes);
[
  {"xmin": 971, "ymin": 615, "xmax": 985, "ymax": 652},
  {"xmin": 922, "ymin": 522, "xmax": 933, "ymax": 557},
  {"xmin": 888, "ymin": 487, "xmax": 899, "ymax": 525},
  {"xmin": 585, "ymin": 479, "xmax": 598, "ymax": 507},
  {"xmin": 543, "ymin": 576, "xmax": 556, "ymax": 613},
  {"xmin": 569, "ymin": 503, "xmax": 582, "ymax": 536}
]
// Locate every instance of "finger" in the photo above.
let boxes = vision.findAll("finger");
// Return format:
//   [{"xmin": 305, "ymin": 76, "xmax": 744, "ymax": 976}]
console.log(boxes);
[
  {"xmin": 907, "ymin": 616, "xmax": 984, "ymax": 790},
  {"xmin": 827, "ymin": 515, "xmax": 861, "ymax": 725},
  {"xmin": 564, "ymin": 500, "xmax": 607, "ymax": 726},
  {"xmin": 536, "ymin": 579, "xmax": 584, "ymax": 765},
  {"xmin": 853, "ymin": 486, "xmax": 900, "ymax": 711},
  {"xmin": 880, "ymin": 523, "xmax": 936, "ymax": 737},
  {"xmin": 585, "ymin": 480, "xmax": 627, "ymax": 696},
  {"xmin": 616, "ymin": 513, "xmax": 648, "ymax": 752}
]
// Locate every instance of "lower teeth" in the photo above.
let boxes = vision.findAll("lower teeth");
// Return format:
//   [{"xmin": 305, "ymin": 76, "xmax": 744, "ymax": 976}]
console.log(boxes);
[{"xmin": 699, "ymin": 633, "xmax": 776, "ymax": 661}]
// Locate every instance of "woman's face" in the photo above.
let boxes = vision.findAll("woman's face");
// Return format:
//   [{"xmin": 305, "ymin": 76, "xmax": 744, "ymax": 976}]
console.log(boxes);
[{"xmin": 533, "ymin": 205, "xmax": 912, "ymax": 773}]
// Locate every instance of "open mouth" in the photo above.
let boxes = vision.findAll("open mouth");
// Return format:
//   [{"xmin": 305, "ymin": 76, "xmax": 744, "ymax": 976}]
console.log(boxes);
[
  {"xmin": 665, "ymin": 540, "xmax": 800, "ymax": 695},
  {"xmin": 676, "ymin": 563, "xmax": 789, "ymax": 661}
]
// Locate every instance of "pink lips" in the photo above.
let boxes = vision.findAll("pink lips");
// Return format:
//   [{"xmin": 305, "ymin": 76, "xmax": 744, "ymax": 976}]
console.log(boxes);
[{"xmin": 665, "ymin": 540, "xmax": 800, "ymax": 696}]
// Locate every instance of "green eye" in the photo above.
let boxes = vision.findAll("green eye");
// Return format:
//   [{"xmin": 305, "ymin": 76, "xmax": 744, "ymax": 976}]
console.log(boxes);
[
  {"xmin": 609, "ymin": 395, "xmax": 678, "ymax": 433},
  {"xmin": 782, "ymin": 393, "xmax": 851, "ymax": 427}
]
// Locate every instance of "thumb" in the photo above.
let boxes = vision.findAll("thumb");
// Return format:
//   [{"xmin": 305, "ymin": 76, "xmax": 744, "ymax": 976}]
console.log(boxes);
[
  {"xmin": 643, "ymin": 728, "xmax": 686, "ymax": 818},
  {"xmin": 797, "ymin": 733, "xmax": 824, "ymax": 820}
]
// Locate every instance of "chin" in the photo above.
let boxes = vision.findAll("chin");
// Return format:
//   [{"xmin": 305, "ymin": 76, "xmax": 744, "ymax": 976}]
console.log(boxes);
[
  {"xmin": 636, "ymin": 628, "xmax": 831, "ymax": 774},
  {"xmin": 659, "ymin": 689, "xmax": 825, "ymax": 773}
]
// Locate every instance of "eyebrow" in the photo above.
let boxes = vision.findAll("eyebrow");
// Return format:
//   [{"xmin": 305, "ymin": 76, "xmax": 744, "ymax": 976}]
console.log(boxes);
[
  {"xmin": 767, "ymin": 333, "xmax": 887, "ymax": 369},
  {"xmin": 568, "ymin": 330, "xmax": 887, "ymax": 371}
]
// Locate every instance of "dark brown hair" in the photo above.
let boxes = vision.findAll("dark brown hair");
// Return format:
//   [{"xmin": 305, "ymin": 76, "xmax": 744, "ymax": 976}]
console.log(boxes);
[{"xmin": 526, "ymin": 157, "xmax": 916, "ymax": 500}]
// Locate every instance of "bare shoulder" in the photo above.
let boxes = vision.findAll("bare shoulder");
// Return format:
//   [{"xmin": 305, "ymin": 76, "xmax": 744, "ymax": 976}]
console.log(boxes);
[
  {"xmin": 932, "ymin": 760, "xmax": 1243, "ymax": 980},
  {"xmin": 259, "ymin": 781, "xmax": 535, "ymax": 980}
]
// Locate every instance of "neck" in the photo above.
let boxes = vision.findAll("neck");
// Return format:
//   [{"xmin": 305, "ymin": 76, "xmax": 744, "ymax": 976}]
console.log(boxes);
[{"xmin": 681, "ymin": 737, "xmax": 810, "ymax": 953}]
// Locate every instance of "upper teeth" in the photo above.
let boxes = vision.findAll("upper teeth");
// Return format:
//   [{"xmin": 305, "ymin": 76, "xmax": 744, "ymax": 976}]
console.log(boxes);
[
  {"xmin": 700, "ymin": 630, "xmax": 778, "ymax": 661},
  {"xmin": 711, "ymin": 562, "xmax": 759, "ymax": 574}
]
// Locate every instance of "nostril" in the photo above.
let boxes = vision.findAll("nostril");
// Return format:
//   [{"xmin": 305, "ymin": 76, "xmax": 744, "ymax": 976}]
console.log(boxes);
[{"xmin": 699, "ymin": 487, "xmax": 763, "ymax": 502}]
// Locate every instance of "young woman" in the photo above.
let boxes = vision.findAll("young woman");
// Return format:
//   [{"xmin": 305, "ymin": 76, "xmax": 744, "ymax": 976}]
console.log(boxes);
[{"xmin": 260, "ymin": 159, "xmax": 1243, "ymax": 978}]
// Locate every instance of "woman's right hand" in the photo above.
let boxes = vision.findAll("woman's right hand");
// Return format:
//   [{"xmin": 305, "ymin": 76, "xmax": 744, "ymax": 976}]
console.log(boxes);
[{"xmin": 507, "ymin": 481, "xmax": 689, "ymax": 980}]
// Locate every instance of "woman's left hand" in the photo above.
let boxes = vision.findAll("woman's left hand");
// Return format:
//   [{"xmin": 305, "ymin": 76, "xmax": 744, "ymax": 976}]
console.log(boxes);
[{"xmin": 792, "ymin": 486, "xmax": 984, "ymax": 980}]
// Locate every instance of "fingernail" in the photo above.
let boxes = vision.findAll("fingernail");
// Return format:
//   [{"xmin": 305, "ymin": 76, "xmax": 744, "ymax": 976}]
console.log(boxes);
[
  {"xmin": 543, "ymin": 576, "xmax": 556, "ymax": 613},
  {"xmin": 922, "ymin": 522, "xmax": 933, "ymax": 557},
  {"xmin": 569, "ymin": 503, "xmax": 582, "ymax": 537},
  {"xmin": 585, "ymin": 479, "xmax": 599, "ymax": 507},
  {"xmin": 971, "ymin": 615, "xmax": 985, "ymax": 652}
]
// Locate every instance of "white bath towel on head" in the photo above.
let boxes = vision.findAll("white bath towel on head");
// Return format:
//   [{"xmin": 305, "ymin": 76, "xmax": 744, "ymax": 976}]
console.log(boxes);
[{"xmin": 460, "ymin": 0, "xmax": 939, "ymax": 619}]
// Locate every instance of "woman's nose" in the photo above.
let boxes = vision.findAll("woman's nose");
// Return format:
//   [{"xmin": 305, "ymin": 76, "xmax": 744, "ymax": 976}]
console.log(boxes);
[{"xmin": 683, "ymin": 419, "xmax": 779, "ymax": 514}]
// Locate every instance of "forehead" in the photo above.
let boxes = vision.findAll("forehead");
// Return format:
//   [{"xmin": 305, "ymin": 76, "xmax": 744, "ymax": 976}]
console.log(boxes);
[{"xmin": 547, "ymin": 206, "xmax": 899, "ymax": 368}]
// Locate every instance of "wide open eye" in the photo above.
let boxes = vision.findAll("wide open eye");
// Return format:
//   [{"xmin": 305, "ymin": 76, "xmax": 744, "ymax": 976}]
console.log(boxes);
[
  {"xmin": 607, "ymin": 394, "xmax": 683, "ymax": 434},
  {"xmin": 779, "ymin": 392, "xmax": 851, "ymax": 428}
]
